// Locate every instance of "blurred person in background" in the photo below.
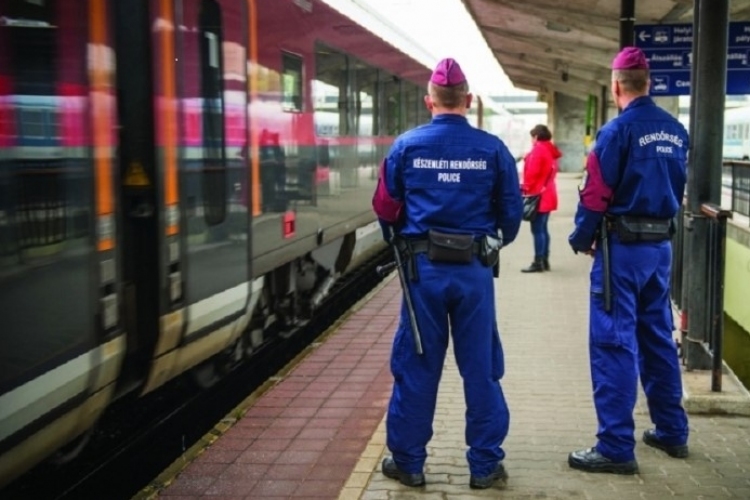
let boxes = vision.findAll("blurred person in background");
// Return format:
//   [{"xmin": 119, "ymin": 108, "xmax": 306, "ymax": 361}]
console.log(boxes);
[{"xmin": 520, "ymin": 124, "xmax": 561, "ymax": 273}]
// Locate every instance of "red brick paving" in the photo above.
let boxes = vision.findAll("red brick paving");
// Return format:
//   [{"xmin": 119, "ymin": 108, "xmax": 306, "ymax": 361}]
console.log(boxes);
[{"xmin": 157, "ymin": 280, "xmax": 402, "ymax": 499}]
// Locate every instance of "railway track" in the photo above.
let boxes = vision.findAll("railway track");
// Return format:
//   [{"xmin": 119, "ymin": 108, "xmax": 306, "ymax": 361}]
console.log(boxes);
[{"xmin": 2, "ymin": 251, "xmax": 392, "ymax": 500}]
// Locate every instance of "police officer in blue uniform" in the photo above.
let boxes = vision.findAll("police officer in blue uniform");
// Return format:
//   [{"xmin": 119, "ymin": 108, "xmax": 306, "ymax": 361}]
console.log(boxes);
[
  {"xmin": 568, "ymin": 47, "xmax": 690, "ymax": 474},
  {"xmin": 372, "ymin": 58, "xmax": 522, "ymax": 489}
]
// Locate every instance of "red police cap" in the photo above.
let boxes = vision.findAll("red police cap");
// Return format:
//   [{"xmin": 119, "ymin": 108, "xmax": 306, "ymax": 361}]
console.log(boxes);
[
  {"xmin": 430, "ymin": 58, "xmax": 467, "ymax": 86},
  {"xmin": 612, "ymin": 46, "xmax": 649, "ymax": 70}
]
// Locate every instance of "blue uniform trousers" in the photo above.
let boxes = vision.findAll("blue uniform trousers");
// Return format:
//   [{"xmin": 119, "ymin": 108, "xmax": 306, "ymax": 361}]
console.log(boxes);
[
  {"xmin": 589, "ymin": 237, "xmax": 689, "ymax": 462},
  {"xmin": 386, "ymin": 254, "xmax": 508, "ymax": 477}
]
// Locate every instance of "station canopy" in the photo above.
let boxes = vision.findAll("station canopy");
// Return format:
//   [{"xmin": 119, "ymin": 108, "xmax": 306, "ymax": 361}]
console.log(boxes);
[{"xmin": 462, "ymin": 0, "xmax": 750, "ymax": 100}]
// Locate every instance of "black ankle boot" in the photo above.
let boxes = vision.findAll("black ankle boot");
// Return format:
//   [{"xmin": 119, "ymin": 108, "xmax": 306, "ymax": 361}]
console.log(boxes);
[
  {"xmin": 521, "ymin": 258, "xmax": 544, "ymax": 273},
  {"xmin": 542, "ymin": 256, "xmax": 550, "ymax": 271}
]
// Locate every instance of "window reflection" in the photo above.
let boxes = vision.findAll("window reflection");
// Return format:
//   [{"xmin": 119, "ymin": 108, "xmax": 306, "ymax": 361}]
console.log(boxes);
[
  {"xmin": 199, "ymin": 0, "xmax": 227, "ymax": 227},
  {"xmin": 178, "ymin": 0, "xmax": 248, "ymax": 303},
  {"xmin": 0, "ymin": 0, "xmax": 93, "ymax": 390},
  {"xmin": 282, "ymin": 52, "xmax": 303, "ymax": 113},
  {"xmin": 382, "ymin": 72, "xmax": 402, "ymax": 137},
  {"xmin": 404, "ymin": 83, "xmax": 419, "ymax": 130}
]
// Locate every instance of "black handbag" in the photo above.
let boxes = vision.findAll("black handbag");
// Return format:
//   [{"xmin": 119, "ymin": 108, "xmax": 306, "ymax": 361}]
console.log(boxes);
[
  {"xmin": 522, "ymin": 194, "xmax": 541, "ymax": 222},
  {"xmin": 522, "ymin": 166, "xmax": 554, "ymax": 222}
]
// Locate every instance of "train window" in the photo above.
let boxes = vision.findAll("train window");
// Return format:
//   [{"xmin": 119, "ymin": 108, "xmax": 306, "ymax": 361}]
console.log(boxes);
[
  {"xmin": 177, "ymin": 0, "xmax": 248, "ymax": 304},
  {"xmin": 404, "ymin": 83, "xmax": 419, "ymax": 130},
  {"xmin": 4, "ymin": 0, "xmax": 56, "ymax": 96},
  {"xmin": 381, "ymin": 72, "xmax": 402, "ymax": 136},
  {"xmin": 18, "ymin": 108, "xmax": 47, "ymax": 138},
  {"xmin": 282, "ymin": 52, "xmax": 303, "ymax": 112},
  {"xmin": 199, "ymin": 0, "xmax": 227, "ymax": 226},
  {"xmin": 313, "ymin": 45, "xmax": 349, "ymax": 135},
  {"xmin": 0, "ymin": 0, "xmax": 94, "ymax": 392},
  {"xmin": 353, "ymin": 62, "xmax": 378, "ymax": 137},
  {"xmin": 417, "ymin": 92, "xmax": 431, "ymax": 124}
]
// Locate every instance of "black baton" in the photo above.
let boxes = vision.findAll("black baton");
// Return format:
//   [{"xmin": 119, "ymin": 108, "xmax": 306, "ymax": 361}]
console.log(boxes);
[
  {"xmin": 600, "ymin": 217, "xmax": 612, "ymax": 312},
  {"xmin": 386, "ymin": 227, "xmax": 424, "ymax": 355},
  {"xmin": 376, "ymin": 261, "xmax": 398, "ymax": 276}
]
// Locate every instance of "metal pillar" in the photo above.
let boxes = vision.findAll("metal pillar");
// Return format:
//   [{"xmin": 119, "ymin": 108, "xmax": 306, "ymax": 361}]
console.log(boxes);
[
  {"xmin": 613, "ymin": 0, "xmax": 635, "ymax": 125},
  {"xmin": 599, "ymin": 85, "xmax": 608, "ymax": 126},
  {"xmin": 684, "ymin": 0, "xmax": 729, "ymax": 369},
  {"xmin": 681, "ymin": 0, "xmax": 701, "ymax": 365},
  {"xmin": 688, "ymin": 3, "xmax": 700, "ymax": 142},
  {"xmin": 620, "ymin": 0, "xmax": 635, "ymax": 47}
]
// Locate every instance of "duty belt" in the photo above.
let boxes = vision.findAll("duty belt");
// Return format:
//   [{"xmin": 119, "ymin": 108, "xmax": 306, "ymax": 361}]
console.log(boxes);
[
  {"xmin": 605, "ymin": 215, "xmax": 673, "ymax": 243},
  {"xmin": 406, "ymin": 239, "xmax": 482, "ymax": 255},
  {"xmin": 396, "ymin": 234, "xmax": 500, "ymax": 281}
]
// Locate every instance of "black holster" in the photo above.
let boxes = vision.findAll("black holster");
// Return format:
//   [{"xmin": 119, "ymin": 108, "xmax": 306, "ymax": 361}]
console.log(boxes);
[
  {"xmin": 395, "ymin": 238, "xmax": 419, "ymax": 282},
  {"xmin": 478, "ymin": 234, "xmax": 502, "ymax": 268}
]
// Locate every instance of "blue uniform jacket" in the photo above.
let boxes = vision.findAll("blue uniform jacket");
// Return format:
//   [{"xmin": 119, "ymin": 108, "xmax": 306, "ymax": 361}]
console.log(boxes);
[
  {"xmin": 377, "ymin": 114, "xmax": 522, "ymax": 244},
  {"xmin": 570, "ymin": 96, "xmax": 688, "ymax": 252}
]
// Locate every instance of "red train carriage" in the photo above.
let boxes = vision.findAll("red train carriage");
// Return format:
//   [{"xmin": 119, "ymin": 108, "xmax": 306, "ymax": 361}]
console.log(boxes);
[{"xmin": 0, "ymin": 0, "xmax": 495, "ymax": 488}]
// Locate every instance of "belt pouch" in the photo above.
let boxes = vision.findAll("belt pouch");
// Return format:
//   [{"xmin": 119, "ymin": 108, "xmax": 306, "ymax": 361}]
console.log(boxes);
[
  {"xmin": 427, "ymin": 230, "xmax": 474, "ymax": 263},
  {"xmin": 615, "ymin": 216, "xmax": 672, "ymax": 243}
]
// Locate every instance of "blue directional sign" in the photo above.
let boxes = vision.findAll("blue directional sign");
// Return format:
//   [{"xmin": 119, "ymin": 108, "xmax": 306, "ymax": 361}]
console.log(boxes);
[{"xmin": 634, "ymin": 22, "xmax": 750, "ymax": 95}]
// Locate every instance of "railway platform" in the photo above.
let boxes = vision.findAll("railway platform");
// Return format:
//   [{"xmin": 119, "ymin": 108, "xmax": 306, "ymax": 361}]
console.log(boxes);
[{"xmin": 145, "ymin": 174, "xmax": 750, "ymax": 500}]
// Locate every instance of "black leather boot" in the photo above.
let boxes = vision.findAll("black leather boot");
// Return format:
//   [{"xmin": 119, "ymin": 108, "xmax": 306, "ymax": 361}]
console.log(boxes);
[
  {"xmin": 568, "ymin": 447, "xmax": 639, "ymax": 475},
  {"xmin": 643, "ymin": 429, "xmax": 689, "ymax": 458},
  {"xmin": 521, "ymin": 258, "xmax": 544, "ymax": 273},
  {"xmin": 542, "ymin": 255, "xmax": 550, "ymax": 271},
  {"xmin": 382, "ymin": 457, "xmax": 425, "ymax": 487}
]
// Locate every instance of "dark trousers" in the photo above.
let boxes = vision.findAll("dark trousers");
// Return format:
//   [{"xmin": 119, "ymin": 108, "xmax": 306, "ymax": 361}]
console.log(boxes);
[{"xmin": 530, "ymin": 212, "xmax": 550, "ymax": 258}]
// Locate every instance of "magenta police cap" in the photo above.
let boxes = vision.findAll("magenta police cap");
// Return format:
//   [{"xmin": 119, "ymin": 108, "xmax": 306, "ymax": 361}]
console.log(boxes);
[
  {"xmin": 612, "ymin": 46, "xmax": 649, "ymax": 70},
  {"xmin": 430, "ymin": 58, "xmax": 467, "ymax": 86}
]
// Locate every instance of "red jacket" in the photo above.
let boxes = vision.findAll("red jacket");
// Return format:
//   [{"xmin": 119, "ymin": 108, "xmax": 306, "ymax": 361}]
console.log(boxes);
[{"xmin": 521, "ymin": 139, "xmax": 562, "ymax": 214}]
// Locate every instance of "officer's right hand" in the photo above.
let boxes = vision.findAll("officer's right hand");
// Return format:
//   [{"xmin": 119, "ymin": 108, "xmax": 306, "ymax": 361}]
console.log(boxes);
[{"xmin": 569, "ymin": 233, "xmax": 594, "ymax": 255}]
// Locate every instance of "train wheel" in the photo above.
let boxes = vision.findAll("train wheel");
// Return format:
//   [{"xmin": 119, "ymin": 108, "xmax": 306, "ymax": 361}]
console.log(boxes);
[
  {"xmin": 191, "ymin": 361, "xmax": 222, "ymax": 389},
  {"xmin": 190, "ymin": 337, "xmax": 244, "ymax": 389}
]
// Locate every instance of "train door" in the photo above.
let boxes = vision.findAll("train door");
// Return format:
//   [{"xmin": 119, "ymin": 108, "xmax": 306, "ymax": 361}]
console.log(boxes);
[
  {"xmin": 112, "ymin": 0, "xmax": 163, "ymax": 388},
  {"xmin": 112, "ymin": 0, "xmax": 252, "ymax": 392}
]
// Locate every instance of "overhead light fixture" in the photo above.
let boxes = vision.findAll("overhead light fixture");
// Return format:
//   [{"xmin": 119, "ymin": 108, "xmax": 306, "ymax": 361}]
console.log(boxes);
[{"xmin": 545, "ymin": 21, "xmax": 571, "ymax": 33}]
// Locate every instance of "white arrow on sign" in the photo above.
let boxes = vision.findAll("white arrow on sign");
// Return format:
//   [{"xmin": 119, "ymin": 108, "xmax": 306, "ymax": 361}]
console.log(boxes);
[{"xmin": 638, "ymin": 31, "xmax": 651, "ymax": 42}]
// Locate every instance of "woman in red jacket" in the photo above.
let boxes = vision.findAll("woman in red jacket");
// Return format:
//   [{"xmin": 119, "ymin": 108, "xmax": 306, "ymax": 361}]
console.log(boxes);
[{"xmin": 520, "ymin": 124, "xmax": 562, "ymax": 273}]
